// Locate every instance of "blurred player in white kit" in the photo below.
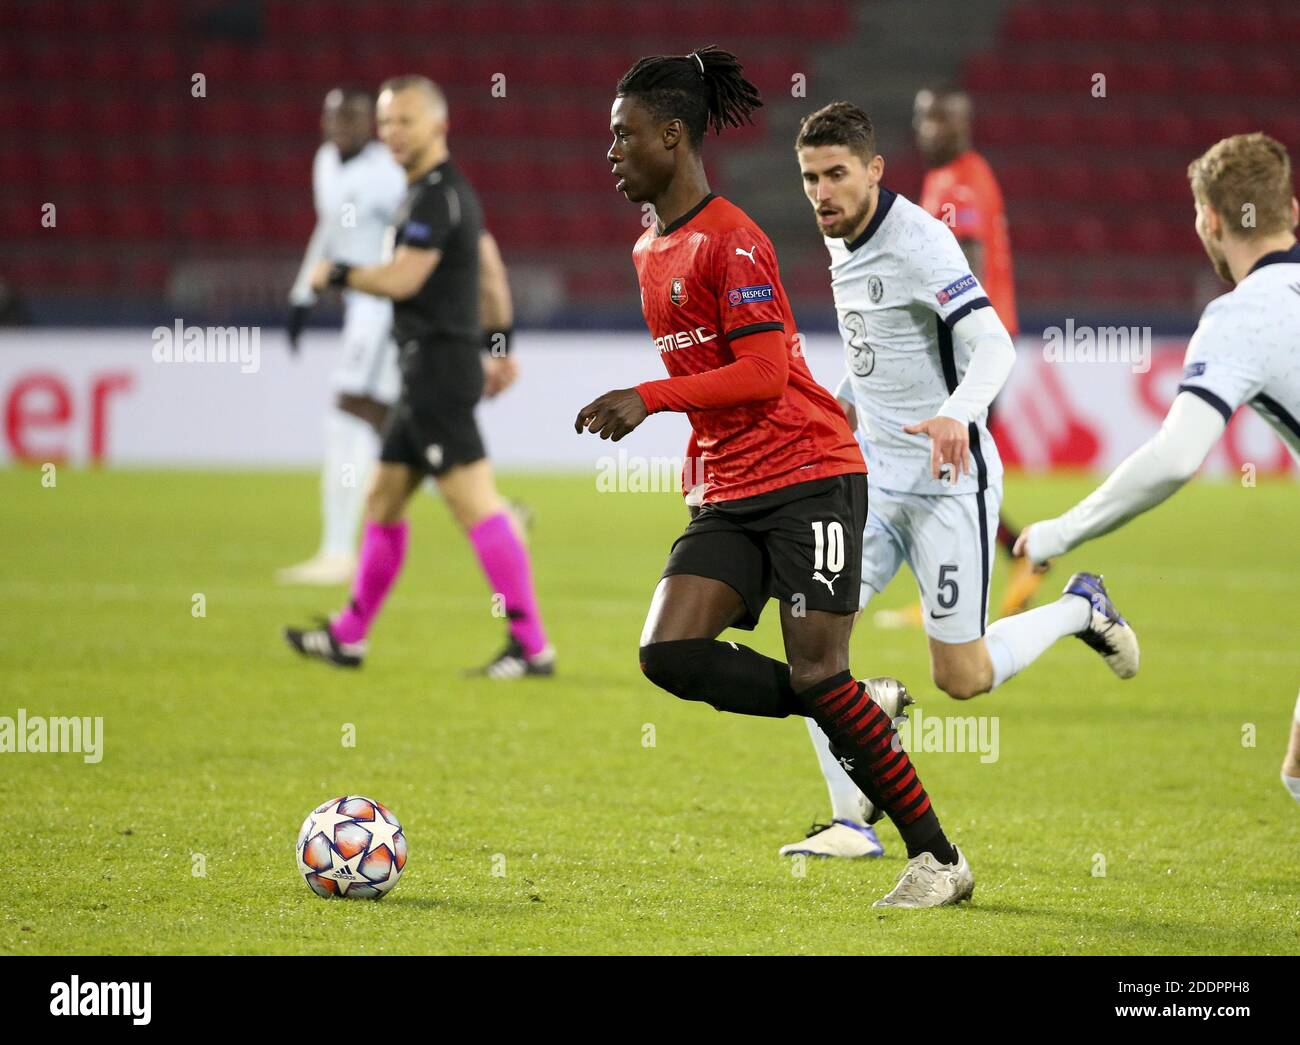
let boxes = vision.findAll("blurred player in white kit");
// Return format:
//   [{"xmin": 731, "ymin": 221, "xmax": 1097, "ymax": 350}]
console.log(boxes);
[{"xmin": 278, "ymin": 86, "xmax": 407, "ymax": 585}]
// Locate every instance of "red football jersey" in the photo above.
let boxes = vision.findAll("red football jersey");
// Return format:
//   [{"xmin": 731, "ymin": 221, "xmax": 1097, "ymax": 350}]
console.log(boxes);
[
  {"xmin": 919, "ymin": 150, "xmax": 1019, "ymax": 336},
  {"xmin": 632, "ymin": 194, "xmax": 863, "ymax": 503}
]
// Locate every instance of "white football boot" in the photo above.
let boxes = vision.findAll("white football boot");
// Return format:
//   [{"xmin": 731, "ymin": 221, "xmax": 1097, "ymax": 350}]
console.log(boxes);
[
  {"xmin": 873, "ymin": 846, "xmax": 974, "ymax": 909},
  {"xmin": 275, "ymin": 553, "xmax": 356, "ymax": 586},
  {"xmin": 779, "ymin": 802, "xmax": 885, "ymax": 858}
]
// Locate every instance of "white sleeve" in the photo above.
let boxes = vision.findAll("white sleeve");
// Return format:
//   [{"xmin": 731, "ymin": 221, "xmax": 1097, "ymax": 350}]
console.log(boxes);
[
  {"xmin": 1175, "ymin": 301, "xmax": 1264, "ymax": 422},
  {"xmin": 936, "ymin": 306, "xmax": 1016, "ymax": 424},
  {"xmin": 834, "ymin": 371, "xmax": 855, "ymax": 405},
  {"xmin": 1026, "ymin": 391, "xmax": 1227, "ymax": 563},
  {"xmin": 288, "ymin": 220, "xmax": 329, "ymax": 307},
  {"xmin": 288, "ymin": 147, "xmax": 333, "ymax": 306},
  {"xmin": 909, "ymin": 212, "xmax": 992, "ymax": 326}
]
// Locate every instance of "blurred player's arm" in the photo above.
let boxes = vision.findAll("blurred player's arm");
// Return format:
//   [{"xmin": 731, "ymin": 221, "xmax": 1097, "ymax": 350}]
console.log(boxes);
[
  {"xmin": 479, "ymin": 231, "xmax": 517, "ymax": 399},
  {"xmin": 286, "ymin": 219, "xmax": 330, "ymax": 351},
  {"xmin": 904, "ymin": 305, "xmax": 1015, "ymax": 480},
  {"xmin": 957, "ymin": 237, "xmax": 984, "ymax": 282},
  {"xmin": 941, "ymin": 184, "xmax": 986, "ymax": 281},
  {"xmin": 1017, "ymin": 392, "xmax": 1226, "ymax": 565}
]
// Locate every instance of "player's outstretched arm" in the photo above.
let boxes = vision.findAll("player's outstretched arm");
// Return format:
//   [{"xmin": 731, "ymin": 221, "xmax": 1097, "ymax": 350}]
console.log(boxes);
[
  {"xmin": 904, "ymin": 305, "xmax": 1015, "ymax": 480},
  {"xmin": 1016, "ymin": 391, "xmax": 1227, "ymax": 566}
]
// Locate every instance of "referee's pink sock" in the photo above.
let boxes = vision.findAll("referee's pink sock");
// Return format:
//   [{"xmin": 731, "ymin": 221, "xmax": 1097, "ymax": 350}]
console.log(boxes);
[
  {"xmin": 469, "ymin": 510, "xmax": 548, "ymax": 657},
  {"xmin": 331, "ymin": 520, "xmax": 409, "ymax": 644}
]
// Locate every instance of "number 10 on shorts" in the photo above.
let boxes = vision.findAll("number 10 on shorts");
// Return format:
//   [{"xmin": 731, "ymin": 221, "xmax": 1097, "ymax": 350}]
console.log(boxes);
[{"xmin": 812, "ymin": 521, "xmax": 845, "ymax": 573}]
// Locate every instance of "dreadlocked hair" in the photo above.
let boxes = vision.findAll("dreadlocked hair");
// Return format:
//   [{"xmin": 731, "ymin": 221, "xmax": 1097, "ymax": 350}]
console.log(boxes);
[{"xmin": 615, "ymin": 45, "xmax": 762, "ymax": 147}]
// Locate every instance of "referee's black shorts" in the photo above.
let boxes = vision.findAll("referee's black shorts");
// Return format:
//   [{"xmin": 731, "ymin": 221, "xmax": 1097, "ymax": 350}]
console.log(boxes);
[
  {"xmin": 380, "ymin": 337, "xmax": 486, "ymax": 477},
  {"xmin": 661, "ymin": 472, "xmax": 867, "ymax": 629}
]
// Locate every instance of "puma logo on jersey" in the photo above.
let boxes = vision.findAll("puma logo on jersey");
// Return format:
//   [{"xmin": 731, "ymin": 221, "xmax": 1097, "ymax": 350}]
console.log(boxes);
[
  {"xmin": 735, "ymin": 244, "xmax": 757, "ymax": 263},
  {"xmin": 653, "ymin": 326, "xmax": 717, "ymax": 354},
  {"xmin": 813, "ymin": 571, "xmax": 840, "ymax": 595}
]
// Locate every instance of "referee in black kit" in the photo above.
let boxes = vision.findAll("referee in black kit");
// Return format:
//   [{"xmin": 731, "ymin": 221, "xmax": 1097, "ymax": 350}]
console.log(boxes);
[{"xmin": 287, "ymin": 75, "xmax": 554, "ymax": 679}]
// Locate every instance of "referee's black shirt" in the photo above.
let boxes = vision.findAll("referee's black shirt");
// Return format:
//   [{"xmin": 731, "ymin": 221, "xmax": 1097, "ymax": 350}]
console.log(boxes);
[{"xmin": 389, "ymin": 158, "xmax": 482, "ymax": 349}]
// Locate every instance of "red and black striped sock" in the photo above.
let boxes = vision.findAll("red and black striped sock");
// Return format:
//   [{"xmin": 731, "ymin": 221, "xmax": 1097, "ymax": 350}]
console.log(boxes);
[{"xmin": 796, "ymin": 670, "xmax": 956, "ymax": 862}]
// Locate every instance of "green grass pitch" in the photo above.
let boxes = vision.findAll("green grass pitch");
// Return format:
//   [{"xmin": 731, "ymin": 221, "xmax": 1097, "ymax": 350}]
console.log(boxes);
[{"xmin": 2, "ymin": 467, "xmax": 1297, "ymax": 955}]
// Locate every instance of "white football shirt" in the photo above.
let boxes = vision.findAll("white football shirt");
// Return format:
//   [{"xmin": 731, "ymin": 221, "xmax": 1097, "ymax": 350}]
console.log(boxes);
[
  {"xmin": 1177, "ymin": 242, "xmax": 1300, "ymax": 462},
  {"xmin": 827, "ymin": 188, "xmax": 1003, "ymax": 496}
]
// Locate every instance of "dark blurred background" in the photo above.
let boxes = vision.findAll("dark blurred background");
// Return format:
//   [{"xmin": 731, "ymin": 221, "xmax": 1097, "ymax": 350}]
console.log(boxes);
[{"xmin": 4, "ymin": 0, "xmax": 1300, "ymax": 332}]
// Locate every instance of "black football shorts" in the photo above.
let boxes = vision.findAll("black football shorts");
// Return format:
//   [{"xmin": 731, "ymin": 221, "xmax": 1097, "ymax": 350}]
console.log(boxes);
[
  {"xmin": 380, "ymin": 338, "xmax": 486, "ymax": 477},
  {"xmin": 661, "ymin": 472, "xmax": 867, "ymax": 629}
]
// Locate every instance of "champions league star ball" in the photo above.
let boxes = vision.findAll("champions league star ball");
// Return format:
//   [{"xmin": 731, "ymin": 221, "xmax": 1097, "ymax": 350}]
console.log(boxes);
[{"xmin": 296, "ymin": 796, "xmax": 408, "ymax": 899}]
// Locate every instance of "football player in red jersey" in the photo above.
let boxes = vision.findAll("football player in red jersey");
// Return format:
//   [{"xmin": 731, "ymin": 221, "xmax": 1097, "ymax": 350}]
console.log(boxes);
[{"xmin": 574, "ymin": 47, "xmax": 972, "ymax": 908}]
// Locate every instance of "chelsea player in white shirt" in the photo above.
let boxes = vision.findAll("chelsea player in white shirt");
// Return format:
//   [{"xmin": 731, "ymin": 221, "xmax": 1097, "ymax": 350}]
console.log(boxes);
[
  {"xmin": 279, "ymin": 87, "xmax": 408, "ymax": 586},
  {"xmin": 781, "ymin": 103, "xmax": 1140, "ymax": 859},
  {"xmin": 1018, "ymin": 133, "xmax": 1300, "ymax": 808}
]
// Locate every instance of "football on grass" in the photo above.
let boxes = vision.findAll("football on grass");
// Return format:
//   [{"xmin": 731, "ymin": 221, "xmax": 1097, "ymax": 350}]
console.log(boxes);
[{"xmin": 295, "ymin": 796, "xmax": 408, "ymax": 899}]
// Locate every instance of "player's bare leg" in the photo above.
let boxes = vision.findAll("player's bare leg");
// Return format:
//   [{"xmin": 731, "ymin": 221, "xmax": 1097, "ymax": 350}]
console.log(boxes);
[
  {"xmin": 364, "ymin": 460, "xmax": 424, "ymax": 524},
  {"xmin": 439, "ymin": 459, "xmax": 553, "ymax": 677},
  {"xmin": 277, "ymin": 392, "xmax": 391, "ymax": 586},
  {"xmin": 1282, "ymin": 689, "xmax": 1300, "ymax": 807},
  {"xmin": 928, "ymin": 636, "xmax": 994, "ymax": 700},
  {"xmin": 640, "ymin": 574, "xmax": 746, "ymax": 644},
  {"xmin": 284, "ymin": 462, "xmax": 421, "ymax": 666}
]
